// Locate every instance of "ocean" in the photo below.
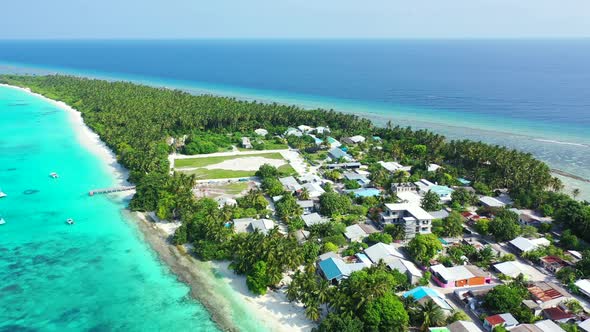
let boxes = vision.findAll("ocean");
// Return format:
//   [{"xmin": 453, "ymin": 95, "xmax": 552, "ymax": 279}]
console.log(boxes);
[
  {"xmin": 0, "ymin": 39, "xmax": 588, "ymax": 199},
  {"xmin": 0, "ymin": 86, "xmax": 220, "ymax": 331}
]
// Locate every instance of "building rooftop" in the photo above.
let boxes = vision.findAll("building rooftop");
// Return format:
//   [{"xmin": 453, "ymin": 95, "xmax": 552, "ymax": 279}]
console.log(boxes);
[
  {"xmin": 328, "ymin": 147, "xmax": 351, "ymax": 160},
  {"xmin": 447, "ymin": 320, "xmax": 482, "ymax": 332},
  {"xmin": 364, "ymin": 242, "xmax": 405, "ymax": 264},
  {"xmin": 296, "ymin": 200, "xmax": 315, "ymax": 209},
  {"xmin": 279, "ymin": 176, "xmax": 302, "ymax": 192},
  {"xmin": 302, "ymin": 213, "xmax": 329, "ymax": 227},
  {"xmin": 403, "ymin": 286, "xmax": 453, "ymax": 310},
  {"xmin": 509, "ymin": 236, "xmax": 550, "ymax": 252},
  {"xmin": 535, "ymin": 320, "xmax": 566, "ymax": 332},
  {"xmin": 527, "ymin": 282, "xmax": 570, "ymax": 302},
  {"xmin": 493, "ymin": 261, "xmax": 533, "ymax": 278},
  {"xmin": 479, "ymin": 196, "xmax": 506, "ymax": 208},
  {"xmin": 431, "ymin": 264, "xmax": 477, "ymax": 282},
  {"xmin": 575, "ymin": 279, "xmax": 590, "ymax": 295},
  {"xmin": 485, "ymin": 313, "xmax": 518, "ymax": 327},
  {"xmin": 344, "ymin": 224, "xmax": 368, "ymax": 241},
  {"xmin": 542, "ymin": 307, "xmax": 574, "ymax": 321},
  {"xmin": 384, "ymin": 203, "xmax": 434, "ymax": 220},
  {"xmin": 348, "ymin": 188, "xmax": 381, "ymax": 198},
  {"xmin": 388, "ymin": 258, "xmax": 422, "ymax": 277}
]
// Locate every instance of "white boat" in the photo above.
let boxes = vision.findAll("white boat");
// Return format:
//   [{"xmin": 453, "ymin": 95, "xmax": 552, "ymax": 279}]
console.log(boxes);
[
  {"xmin": 0, "ymin": 189, "xmax": 6, "ymax": 198},
  {"xmin": 49, "ymin": 172, "xmax": 59, "ymax": 179},
  {"xmin": 66, "ymin": 218, "xmax": 75, "ymax": 225},
  {"xmin": 0, "ymin": 218, "xmax": 5, "ymax": 225}
]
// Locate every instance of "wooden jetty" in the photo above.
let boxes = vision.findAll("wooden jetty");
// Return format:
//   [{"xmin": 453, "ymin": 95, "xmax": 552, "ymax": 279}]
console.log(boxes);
[{"xmin": 89, "ymin": 186, "xmax": 136, "ymax": 196}]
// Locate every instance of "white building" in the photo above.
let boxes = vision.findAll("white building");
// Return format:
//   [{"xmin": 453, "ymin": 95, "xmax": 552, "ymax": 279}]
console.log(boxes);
[
  {"xmin": 254, "ymin": 128, "xmax": 268, "ymax": 136},
  {"xmin": 302, "ymin": 182, "xmax": 325, "ymax": 198},
  {"xmin": 279, "ymin": 176, "xmax": 302, "ymax": 192},
  {"xmin": 379, "ymin": 161, "xmax": 412, "ymax": 173},
  {"xmin": 302, "ymin": 213, "xmax": 329, "ymax": 227},
  {"xmin": 509, "ymin": 236, "xmax": 550, "ymax": 254},
  {"xmin": 241, "ymin": 137, "xmax": 253, "ymax": 149},
  {"xmin": 379, "ymin": 203, "xmax": 433, "ymax": 238}
]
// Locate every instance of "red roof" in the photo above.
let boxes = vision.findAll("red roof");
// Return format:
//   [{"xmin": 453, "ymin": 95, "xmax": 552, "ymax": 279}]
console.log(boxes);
[
  {"xmin": 485, "ymin": 315, "xmax": 505, "ymax": 326},
  {"xmin": 543, "ymin": 307, "xmax": 574, "ymax": 321}
]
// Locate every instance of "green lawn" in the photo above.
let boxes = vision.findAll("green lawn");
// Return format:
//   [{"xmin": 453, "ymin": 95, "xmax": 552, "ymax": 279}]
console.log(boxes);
[
  {"xmin": 175, "ymin": 152, "xmax": 284, "ymax": 168},
  {"xmin": 278, "ymin": 164, "xmax": 297, "ymax": 176}
]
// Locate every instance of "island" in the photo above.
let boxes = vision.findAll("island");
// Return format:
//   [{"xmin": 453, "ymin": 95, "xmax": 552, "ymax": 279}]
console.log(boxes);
[{"xmin": 2, "ymin": 74, "xmax": 590, "ymax": 332}]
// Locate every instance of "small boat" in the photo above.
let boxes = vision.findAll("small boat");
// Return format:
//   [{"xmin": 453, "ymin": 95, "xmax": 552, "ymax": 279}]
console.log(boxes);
[
  {"xmin": 0, "ymin": 190, "xmax": 6, "ymax": 198},
  {"xmin": 66, "ymin": 218, "xmax": 75, "ymax": 225},
  {"xmin": 0, "ymin": 218, "xmax": 5, "ymax": 225},
  {"xmin": 49, "ymin": 172, "xmax": 59, "ymax": 179}
]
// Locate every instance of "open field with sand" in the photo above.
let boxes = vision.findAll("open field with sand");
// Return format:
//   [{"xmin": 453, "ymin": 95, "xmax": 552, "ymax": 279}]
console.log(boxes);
[{"xmin": 175, "ymin": 152, "xmax": 296, "ymax": 179}]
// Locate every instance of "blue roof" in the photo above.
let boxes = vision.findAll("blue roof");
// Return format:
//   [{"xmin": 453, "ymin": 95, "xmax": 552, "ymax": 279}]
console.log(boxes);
[
  {"xmin": 349, "ymin": 188, "xmax": 381, "ymax": 197},
  {"xmin": 430, "ymin": 185, "xmax": 454, "ymax": 196},
  {"xmin": 318, "ymin": 257, "xmax": 347, "ymax": 281},
  {"xmin": 327, "ymin": 136, "xmax": 338, "ymax": 144},
  {"xmin": 458, "ymin": 178, "xmax": 471, "ymax": 185},
  {"xmin": 403, "ymin": 287, "xmax": 441, "ymax": 300},
  {"xmin": 372, "ymin": 136, "xmax": 382, "ymax": 141},
  {"xmin": 328, "ymin": 147, "xmax": 350, "ymax": 160}
]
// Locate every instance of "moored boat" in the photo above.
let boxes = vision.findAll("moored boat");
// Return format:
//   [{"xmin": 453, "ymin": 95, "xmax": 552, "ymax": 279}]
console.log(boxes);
[
  {"xmin": 0, "ymin": 218, "xmax": 5, "ymax": 225},
  {"xmin": 49, "ymin": 172, "xmax": 59, "ymax": 179},
  {"xmin": 66, "ymin": 218, "xmax": 75, "ymax": 225},
  {"xmin": 0, "ymin": 189, "xmax": 6, "ymax": 198}
]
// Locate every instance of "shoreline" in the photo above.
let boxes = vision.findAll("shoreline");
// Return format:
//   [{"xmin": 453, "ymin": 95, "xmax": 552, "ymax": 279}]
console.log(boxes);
[
  {"xmin": 131, "ymin": 212, "xmax": 314, "ymax": 332},
  {"xmin": 0, "ymin": 83, "xmax": 313, "ymax": 332}
]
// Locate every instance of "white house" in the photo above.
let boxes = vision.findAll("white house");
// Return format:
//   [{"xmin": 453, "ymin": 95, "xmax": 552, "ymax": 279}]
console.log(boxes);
[
  {"xmin": 344, "ymin": 224, "xmax": 369, "ymax": 242},
  {"xmin": 302, "ymin": 213, "xmax": 329, "ymax": 227},
  {"xmin": 241, "ymin": 137, "xmax": 253, "ymax": 149},
  {"xmin": 279, "ymin": 176, "xmax": 302, "ymax": 192},
  {"xmin": 379, "ymin": 161, "xmax": 412, "ymax": 173},
  {"xmin": 254, "ymin": 128, "xmax": 268, "ymax": 136},
  {"xmin": 509, "ymin": 236, "xmax": 550, "ymax": 254},
  {"xmin": 297, "ymin": 125, "xmax": 313, "ymax": 133},
  {"xmin": 342, "ymin": 135, "xmax": 366, "ymax": 145},
  {"xmin": 379, "ymin": 203, "xmax": 433, "ymax": 238},
  {"xmin": 575, "ymin": 279, "xmax": 590, "ymax": 299},
  {"xmin": 302, "ymin": 182, "xmax": 325, "ymax": 198}
]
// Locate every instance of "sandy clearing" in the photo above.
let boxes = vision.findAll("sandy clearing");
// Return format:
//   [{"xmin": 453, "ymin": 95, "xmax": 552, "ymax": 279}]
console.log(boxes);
[{"xmin": 204, "ymin": 156, "xmax": 286, "ymax": 171}]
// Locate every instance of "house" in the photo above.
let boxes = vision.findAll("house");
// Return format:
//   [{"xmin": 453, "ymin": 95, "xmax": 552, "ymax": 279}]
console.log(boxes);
[
  {"xmin": 279, "ymin": 176, "xmax": 302, "ymax": 192},
  {"xmin": 428, "ymin": 163, "xmax": 442, "ymax": 172},
  {"xmin": 328, "ymin": 147, "xmax": 352, "ymax": 161},
  {"xmin": 215, "ymin": 196, "xmax": 237, "ymax": 207},
  {"xmin": 297, "ymin": 200, "xmax": 315, "ymax": 214},
  {"xmin": 344, "ymin": 224, "xmax": 370, "ymax": 242},
  {"xmin": 284, "ymin": 127, "xmax": 303, "ymax": 137},
  {"xmin": 575, "ymin": 279, "xmax": 590, "ymax": 299},
  {"xmin": 232, "ymin": 218, "xmax": 275, "ymax": 235},
  {"xmin": 539, "ymin": 256, "xmax": 570, "ymax": 273},
  {"xmin": 429, "ymin": 209, "xmax": 451, "ymax": 220},
  {"xmin": 509, "ymin": 208, "xmax": 553, "ymax": 227},
  {"xmin": 415, "ymin": 179, "xmax": 454, "ymax": 202},
  {"xmin": 241, "ymin": 137, "xmax": 253, "ymax": 149},
  {"xmin": 293, "ymin": 229, "xmax": 310, "ymax": 243},
  {"xmin": 535, "ymin": 320, "xmax": 566, "ymax": 332},
  {"xmin": 447, "ymin": 320, "xmax": 482, "ymax": 332},
  {"xmin": 326, "ymin": 136, "xmax": 341, "ymax": 148},
  {"xmin": 479, "ymin": 196, "xmax": 506, "ymax": 208},
  {"xmin": 483, "ymin": 313, "xmax": 519, "ymax": 331},
  {"xmin": 493, "ymin": 261, "xmax": 535, "ymax": 279},
  {"xmin": 343, "ymin": 172, "xmax": 371, "ymax": 187},
  {"xmin": 301, "ymin": 182, "xmax": 325, "ymax": 198},
  {"xmin": 302, "ymin": 213, "xmax": 329, "ymax": 227},
  {"xmin": 388, "ymin": 258, "xmax": 423, "ymax": 284},
  {"xmin": 453, "ymin": 285, "xmax": 495, "ymax": 314},
  {"xmin": 430, "ymin": 264, "xmax": 491, "ymax": 288},
  {"xmin": 379, "ymin": 161, "xmax": 412, "ymax": 173},
  {"xmin": 315, "ymin": 126, "xmax": 330, "ymax": 134},
  {"xmin": 509, "ymin": 236, "xmax": 551, "ymax": 254},
  {"xmin": 379, "ymin": 203, "xmax": 433, "ymax": 239},
  {"xmin": 364, "ymin": 242, "xmax": 405, "ymax": 264},
  {"xmin": 403, "ymin": 287, "xmax": 453, "ymax": 312},
  {"xmin": 458, "ymin": 178, "xmax": 472, "ymax": 186},
  {"xmin": 317, "ymin": 256, "xmax": 366, "ymax": 284},
  {"xmin": 392, "ymin": 182, "xmax": 418, "ymax": 194},
  {"xmin": 317, "ymin": 253, "xmax": 371, "ymax": 284},
  {"xmin": 298, "ymin": 174, "xmax": 321, "ymax": 184},
  {"xmin": 542, "ymin": 307, "xmax": 575, "ymax": 323},
  {"xmin": 297, "ymin": 125, "xmax": 313, "ymax": 133},
  {"xmin": 254, "ymin": 128, "xmax": 268, "ymax": 136},
  {"xmin": 326, "ymin": 162, "xmax": 361, "ymax": 170},
  {"xmin": 397, "ymin": 191, "xmax": 423, "ymax": 205},
  {"xmin": 527, "ymin": 282, "xmax": 572, "ymax": 309},
  {"xmin": 341, "ymin": 135, "xmax": 366, "ymax": 145},
  {"xmin": 348, "ymin": 188, "xmax": 381, "ymax": 198}
]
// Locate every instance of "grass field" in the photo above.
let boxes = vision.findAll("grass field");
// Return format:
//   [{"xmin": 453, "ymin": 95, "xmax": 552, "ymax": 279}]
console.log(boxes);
[
  {"xmin": 277, "ymin": 164, "xmax": 297, "ymax": 176},
  {"xmin": 175, "ymin": 152, "xmax": 284, "ymax": 168}
]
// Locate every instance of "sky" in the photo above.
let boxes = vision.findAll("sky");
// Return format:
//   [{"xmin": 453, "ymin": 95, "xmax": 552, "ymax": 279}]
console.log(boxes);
[{"xmin": 1, "ymin": 0, "xmax": 590, "ymax": 39}]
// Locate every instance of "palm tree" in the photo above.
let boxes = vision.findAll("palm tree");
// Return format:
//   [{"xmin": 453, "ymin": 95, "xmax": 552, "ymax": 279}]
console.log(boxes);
[
  {"xmin": 573, "ymin": 188, "xmax": 580, "ymax": 199},
  {"xmin": 305, "ymin": 300, "xmax": 321, "ymax": 321},
  {"xmin": 418, "ymin": 300, "xmax": 446, "ymax": 331},
  {"xmin": 299, "ymin": 188, "xmax": 310, "ymax": 200}
]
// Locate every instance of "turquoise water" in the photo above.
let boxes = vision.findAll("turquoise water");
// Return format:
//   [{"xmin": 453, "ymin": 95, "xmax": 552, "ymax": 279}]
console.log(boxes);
[{"xmin": 0, "ymin": 86, "xmax": 220, "ymax": 331}]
